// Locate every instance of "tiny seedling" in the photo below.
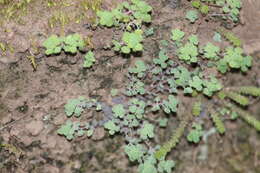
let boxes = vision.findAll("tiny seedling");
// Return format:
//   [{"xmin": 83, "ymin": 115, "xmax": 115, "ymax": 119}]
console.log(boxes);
[
  {"xmin": 57, "ymin": 121, "xmax": 80, "ymax": 140},
  {"xmin": 138, "ymin": 122, "xmax": 155, "ymax": 140},
  {"xmin": 43, "ymin": 34, "xmax": 85, "ymax": 55},
  {"xmin": 145, "ymin": 27, "xmax": 154, "ymax": 37},
  {"xmin": 104, "ymin": 120, "xmax": 120, "ymax": 135},
  {"xmin": 64, "ymin": 97, "xmax": 86, "ymax": 117},
  {"xmin": 162, "ymin": 95, "xmax": 178, "ymax": 114},
  {"xmin": 112, "ymin": 104, "xmax": 126, "ymax": 118},
  {"xmin": 43, "ymin": 35, "xmax": 63, "ymax": 55},
  {"xmin": 122, "ymin": 29, "xmax": 144, "ymax": 53},
  {"xmin": 63, "ymin": 34, "xmax": 85, "ymax": 53},
  {"xmin": 187, "ymin": 123, "xmax": 204, "ymax": 143},
  {"xmin": 178, "ymin": 42, "xmax": 198, "ymax": 63},
  {"xmin": 203, "ymin": 42, "xmax": 220, "ymax": 60},
  {"xmin": 129, "ymin": 60, "xmax": 147, "ymax": 78},
  {"xmin": 124, "ymin": 144, "xmax": 146, "ymax": 162},
  {"xmin": 186, "ymin": 10, "xmax": 198, "ymax": 23},
  {"xmin": 97, "ymin": 0, "xmax": 152, "ymax": 28},
  {"xmin": 158, "ymin": 118, "xmax": 168, "ymax": 127},
  {"xmin": 153, "ymin": 49, "xmax": 169, "ymax": 69},
  {"xmin": 217, "ymin": 47, "xmax": 252, "ymax": 73},
  {"xmin": 125, "ymin": 78, "xmax": 146, "ymax": 96},
  {"xmin": 171, "ymin": 29, "xmax": 185, "ymax": 42},
  {"xmin": 213, "ymin": 32, "xmax": 222, "ymax": 42},
  {"xmin": 83, "ymin": 50, "xmax": 96, "ymax": 68},
  {"xmin": 111, "ymin": 88, "xmax": 119, "ymax": 96},
  {"xmin": 112, "ymin": 29, "xmax": 144, "ymax": 54}
]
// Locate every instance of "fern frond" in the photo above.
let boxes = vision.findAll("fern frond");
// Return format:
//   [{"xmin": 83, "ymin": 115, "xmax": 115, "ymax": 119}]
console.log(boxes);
[
  {"xmin": 240, "ymin": 112, "xmax": 260, "ymax": 131},
  {"xmin": 217, "ymin": 91, "xmax": 226, "ymax": 100},
  {"xmin": 154, "ymin": 119, "xmax": 188, "ymax": 159},
  {"xmin": 228, "ymin": 104, "xmax": 260, "ymax": 131},
  {"xmin": 230, "ymin": 86, "xmax": 260, "ymax": 97},
  {"xmin": 216, "ymin": 27, "xmax": 242, "ymax": 47},
  {"xmin": 224, "ymin": 91, "xmax": 249, "ymax": 106},
  {"xmin": 192, "ymin": 101, "xmax": 201, "ymax": 116},
  {"xmin": 210, "ymin": 112, "xmax": 226, "ymax": 134}
]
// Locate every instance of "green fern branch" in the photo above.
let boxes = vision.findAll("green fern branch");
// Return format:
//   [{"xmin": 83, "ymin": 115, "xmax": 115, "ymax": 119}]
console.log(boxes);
[
  {"xmin": 192, "ymin": 101, "xmax": 201, "ymax": 116},
  {"xmin": 217, "ymin": 91, "xmax": 226, "ymax": 100},
  {"xmin": 210, "ymin": 112, "xmax": 226, "ymax": 134},
  {"xmin": 227, "ymin": 103, "xmax": 260, "ymax": 131},
  {"xmin": 216, "ymin": 27, "xmax": 242, "ymax": 47},
  {"xmin": 224, "ymin": 91, "xmax": 250, "ymax": 106},
  {"xmin": 154, "ymin": 119, "xmax": 188, "ymax": 160},
  {"xmin": 229, "ymin": 86, "xmax": 260, "ymax": 97}
]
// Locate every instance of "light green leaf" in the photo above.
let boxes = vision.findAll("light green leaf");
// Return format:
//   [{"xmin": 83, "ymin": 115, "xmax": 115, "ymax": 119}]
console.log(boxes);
[
  {"xmin": 158, "ymin": 118, "xmax": 168, "ymax": 127},
  {"xmin": 112, "ymin": 104, "xmax": 126, "ymax": 118},
  {"xmin": 187, "ymin": 123, "xmax": 203, "ymax": 143},
  {"xmin": 64, "ymin": 97, "xmax": 86, "ymax": 117},
  {"xmin": 124, "ymin": 144, "xmax": 145, "ymax": 162},
  {"xmin": 189, "ymin": 76, "xmax": 203, "ymax": 91},
  {"xmin": 158, "ymin": 160, "xmax": 175, "ymax": 173},
  {"xmin": 203, "ymin": 42, "xmax": 220, "ymax": 60},
  {"xmin": 138, "ymin": 158, "xmax": 157, "ymax": 173},
  {"xmin": 186, "ymin": 10, "xmax": 198, "ymax": 23},
  {"xmin": 162, "ymin": 95, "xmax": 179, "ymax": 114},
  {"xmin": 57, "ymin": 121, "xmax": 80, "ymax": 140},
  {"xmin": 129, "ymin": 60, "xmax": 147, "ymax": 78},
  {"xmin": 97, "ymin": 11, "xmax": 115, "ymax": 27},
  {"xmin": 138, "ymin": 122, "xmax": 155, "ymax": 140},
  {"xmin": 171, "ymin": 29, "xmax": 185, "ymax": 41},
  {"xmin": 213, "ymin": 32, "xmax": 222, "ymax": 42},
  {"xmin": 104, "ymin": 120, "xmax": 120, "ymax": 135},
  {"xmin": 83, "ymin": 51, "xmax": 95, "ymax": 68},
  {"xmin": 153, "ymin": 49, "xmax": 169, "ymax": 69},
  {"xmin": 122, "ymin": 30, "xmax": 143, "ymax": 49},
  {"xmin": 43, "ymin": 35, "xmax": 62, "ymax": 55}
]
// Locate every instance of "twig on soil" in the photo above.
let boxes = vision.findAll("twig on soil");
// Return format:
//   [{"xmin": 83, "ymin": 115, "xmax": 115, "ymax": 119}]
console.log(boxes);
[
  {"xmin": 209, "ymin": 13, "xmax": 230, "ymax": 17},
  {"xmin": 207, "ymin": 4, "xmax": 222, "ymax": 8},
  {"xmin": 0, "ymin": 114, "xmax": 29, "ymax": 131}
]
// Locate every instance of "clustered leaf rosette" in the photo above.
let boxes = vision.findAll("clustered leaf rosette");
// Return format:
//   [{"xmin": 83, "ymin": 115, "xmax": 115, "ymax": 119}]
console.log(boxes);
[
  {"xmin": 43, "ymin": 35, "xmax": 63, "ymax": 55},
  {"xmin": 186, "ymin": 10, "xmax": 198, "ymax": 23},
  {"xmin": 170, "ymin": 28, "xmax": 252, "ymax": 74},
  {"xmin": 43, "ymin": 34, "xmax": 85, "ymax": 55},
  {"xmin": 217, "ymin": 47, "xmax": 252, "ymax": 73},
  {"xmin": 113, "ymin": 29, "xmax": 144, "ymax": 54},
  {"xmin": 97, "ymin": 0, "xmax": 152, "ymax": 55},
  {"xmin": 83, "ymin": 51, "xmax": 96, "ymax": 68},
  {"xmin": 97, "ymin": 0, "xmax": 152, "ymax": 28},
  {"xmin": 191, "ymin": 0, "xmax": 242, "ymax": 22},
  {"xmin": 58, "ymin": 97, "xmax": 102, "ymax": 140}
]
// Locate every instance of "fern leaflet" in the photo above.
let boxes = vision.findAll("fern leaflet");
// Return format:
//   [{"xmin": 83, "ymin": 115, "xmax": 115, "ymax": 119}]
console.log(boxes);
[
  {"xmin": 230, "ymin": 86, "xmax": 260, "ymax": 97},
  {"xmin": 216, "ymin": 27, "xmax": 242, "ymax": 47},
  {"xmin": 227, "ymin": 103, "xmax": 260, "ymax": 131},
  {"xmin": 224, "ymin": 91, "xmax": 249, "ymax": 106},
  {"xmin": 211, "ymin": 112, "xmax": 225, "ymax": 134},
  {"xmin": 192, "ymin": 101, "xmax": 201, "ymax": 116},
  {"xmin": 155, "ymin": 119, "xmax": 188, "ymax": 159}
]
